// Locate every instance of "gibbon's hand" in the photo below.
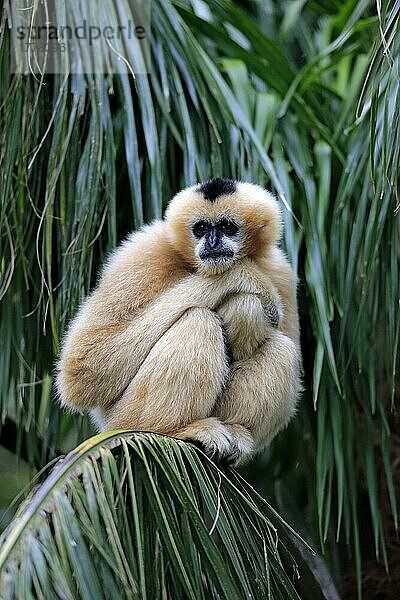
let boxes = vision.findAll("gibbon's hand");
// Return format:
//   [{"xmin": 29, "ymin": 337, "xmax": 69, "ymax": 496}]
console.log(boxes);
[
  {"xmin": 173, "ymin": 261, "xmax": 257, "ymax": 312},
  {"xmin": 227, "ymin": 258, "xmax": 283, "ymax": 324}
]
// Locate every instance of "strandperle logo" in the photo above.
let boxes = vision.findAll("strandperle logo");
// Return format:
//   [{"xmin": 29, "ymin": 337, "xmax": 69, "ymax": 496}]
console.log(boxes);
[
  {"xmin": 15, "ymin": 21, "xmax": 147, "ymax": 46},
  {"xmin": 8, "ymin": 0, "xmax": 151, "ymax": 74}
]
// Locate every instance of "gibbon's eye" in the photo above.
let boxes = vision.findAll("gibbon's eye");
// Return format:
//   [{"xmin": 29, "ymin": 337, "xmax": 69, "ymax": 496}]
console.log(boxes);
[
  {"xmin": 192, "ymin": 220, "xmax": 210, "ymax": 238},
  {"xmin": 218, "ymin": 219, "xmax": 239, "ymax": 236}
]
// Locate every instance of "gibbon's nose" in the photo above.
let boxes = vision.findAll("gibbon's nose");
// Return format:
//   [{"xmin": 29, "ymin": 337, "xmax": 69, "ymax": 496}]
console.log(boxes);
[{"xmin": 207, "ymin": 228, "xmax": 219, "ymax": 249}]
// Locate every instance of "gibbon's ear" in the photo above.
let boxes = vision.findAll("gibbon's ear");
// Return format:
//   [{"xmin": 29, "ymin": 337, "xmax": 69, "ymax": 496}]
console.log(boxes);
[
  {"xmin": 164, "ymin": 184, "xmax": 207, "ymax": 268},
  {"xmin": 232, "ymin": 182, "xmax": 283, "ymax": 256},
  {"xmin": 261, "ymin": 186, "xmax": 284, "ymax": 244}
]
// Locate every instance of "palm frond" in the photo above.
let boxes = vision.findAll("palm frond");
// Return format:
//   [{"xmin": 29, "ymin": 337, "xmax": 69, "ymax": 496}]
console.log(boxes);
[{"xmin": 0, "ymin": 432, "xmax": 329, "ymax": 599}]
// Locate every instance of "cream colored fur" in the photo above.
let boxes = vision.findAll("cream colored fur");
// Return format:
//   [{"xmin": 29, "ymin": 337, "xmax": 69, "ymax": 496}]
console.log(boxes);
[{"xmin": 57, "ymin": 181, "xmax": 301, "ymax": 465}]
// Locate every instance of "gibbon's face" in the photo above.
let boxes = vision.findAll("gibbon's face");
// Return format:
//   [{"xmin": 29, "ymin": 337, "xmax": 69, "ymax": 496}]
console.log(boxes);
[
  {"xmin": 165, "ymin": 178, "xmax": 282, "ymax": 275},
  {"xmin": 191, "ymin": 217, "xmax": 243, "ymax": 273}
]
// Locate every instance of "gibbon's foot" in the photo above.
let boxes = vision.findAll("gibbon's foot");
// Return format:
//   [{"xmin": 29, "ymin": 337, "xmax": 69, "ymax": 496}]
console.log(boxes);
[
  {"xmin": 176, "ymin": 417, "xmax": 254, "ymax": 466},
  {"xmin": 224, "ymin": 423, "xmax": 255, "ymax": 466},
  {"xmin": 175, "ymin": 417, "xmax": 237, "ymax": 464}
]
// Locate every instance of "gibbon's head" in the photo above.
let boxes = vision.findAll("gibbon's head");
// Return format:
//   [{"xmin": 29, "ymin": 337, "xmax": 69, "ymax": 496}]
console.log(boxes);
[{"xmin": 165, "ymin": 178, "xmax": 283, "ymax": 274}]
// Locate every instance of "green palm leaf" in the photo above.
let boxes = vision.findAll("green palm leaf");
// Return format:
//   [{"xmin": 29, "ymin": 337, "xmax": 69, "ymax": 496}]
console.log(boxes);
[{"xmin": 0, "ymin": 432, "xmax": 327, "ymax": 599}]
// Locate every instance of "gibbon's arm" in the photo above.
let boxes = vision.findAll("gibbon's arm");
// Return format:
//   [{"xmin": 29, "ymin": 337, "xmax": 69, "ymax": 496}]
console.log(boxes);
[
  {"xmin": 57, "ymin": 273, "xmax": 227, "ymax": 411},
  {"xmin": 219, "ymin": 248, "xmax": 299, "ymax": 350},
  {"xmin": 216, "ymin": 247, "xmax": 301, "ymax": 457},
  {"xmin": 256, "ymin": 246, "xmax": 300, "ymax": 346}
]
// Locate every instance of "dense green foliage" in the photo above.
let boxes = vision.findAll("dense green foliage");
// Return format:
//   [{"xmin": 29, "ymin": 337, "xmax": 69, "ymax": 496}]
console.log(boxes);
[{"xmin": 0, "ymin": 0, "xmax": 399, "ymax": 596}]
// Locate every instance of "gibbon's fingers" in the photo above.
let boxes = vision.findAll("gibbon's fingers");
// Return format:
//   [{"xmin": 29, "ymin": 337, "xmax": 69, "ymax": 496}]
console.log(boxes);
[
  {"xmin": 258, "ymin": 293, "xmax": 281, "ymax": 329},
  {"xmin": 216, "ymin": 330, "xmax": 301, "ymax": 451},
  {"xmin": 95, "ymin": 308, "xmax": 228, "ymax": 432}
]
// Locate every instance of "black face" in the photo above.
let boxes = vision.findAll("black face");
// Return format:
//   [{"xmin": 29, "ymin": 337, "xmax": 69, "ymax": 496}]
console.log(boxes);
[{"xmin": 192, "ymin": 218, "xmax": 239, "ymax": 259}]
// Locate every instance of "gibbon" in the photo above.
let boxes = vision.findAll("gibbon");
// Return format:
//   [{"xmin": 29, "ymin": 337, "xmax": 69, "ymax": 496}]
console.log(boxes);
[{"xmin": 57, "ymin": 179, "xmax": 301, "ymax": 465}]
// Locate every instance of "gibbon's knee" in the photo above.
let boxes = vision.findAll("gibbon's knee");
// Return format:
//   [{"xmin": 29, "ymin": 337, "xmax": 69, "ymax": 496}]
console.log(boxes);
[
  {"xmin": 216, "ymin": 330, "xmax": 301, "ymax": 449},
  {"xmin": 99, "ymin": 308, "xmax": 228, "ymax": 432},
  {"xmin": 217, "ymin": 292, "xmax": 272, "ymax": 361}
]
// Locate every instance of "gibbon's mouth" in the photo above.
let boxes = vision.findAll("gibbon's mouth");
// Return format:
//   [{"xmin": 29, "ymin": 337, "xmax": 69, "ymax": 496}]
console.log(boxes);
[{"xmin": 200, "ymin": 250, "xmax": 235, "ymax": 260}]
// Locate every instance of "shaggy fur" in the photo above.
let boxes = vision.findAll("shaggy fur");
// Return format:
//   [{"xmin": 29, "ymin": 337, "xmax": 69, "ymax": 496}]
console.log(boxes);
[{"xmin": 56, "ymin": 181, "xmax": 301, "ymax": 465}]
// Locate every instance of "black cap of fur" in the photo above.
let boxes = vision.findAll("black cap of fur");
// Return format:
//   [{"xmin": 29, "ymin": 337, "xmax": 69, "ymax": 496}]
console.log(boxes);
[{"xmin": 198, "ymin": 178, "xmax": 236, "ymax": 202}]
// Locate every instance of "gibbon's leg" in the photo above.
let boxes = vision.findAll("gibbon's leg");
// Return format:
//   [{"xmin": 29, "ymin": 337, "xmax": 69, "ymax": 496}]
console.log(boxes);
[
  {"xmin": 98, "ymin": 308, "xmax": 241, "ymax": 462},
  {"xmin": 215, "ymin": 329, "xmax": 301, "ymax": 464}
]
